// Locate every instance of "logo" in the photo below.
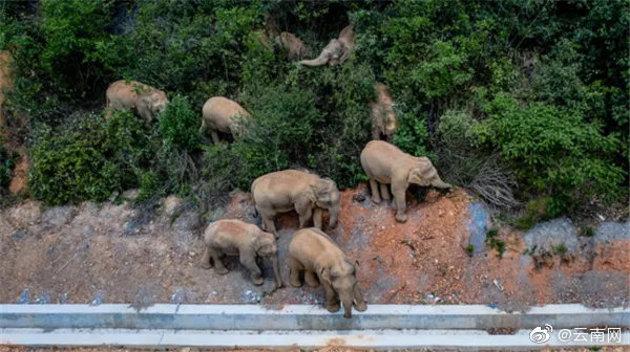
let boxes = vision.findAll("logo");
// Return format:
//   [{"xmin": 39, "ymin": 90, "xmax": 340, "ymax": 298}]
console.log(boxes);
[{"xmin": 529, "ymin": 324, "xmax": 553, "ymax": 344}]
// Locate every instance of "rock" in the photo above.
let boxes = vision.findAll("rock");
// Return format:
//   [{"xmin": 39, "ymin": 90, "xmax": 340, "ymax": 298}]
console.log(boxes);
[
  {"xmin": 7, "ymin": 201, "xmax": 41, "ymax": 228},
  {"xmin": 122, "ymin": 189, "xmax": 140, "ymax": 201},
  {"xmin": 41, "ymin": 205, "xmax": 76, "ymax": 228},
  {"xmin": 523, "ymin": 217, "xmax": 579, "ymax": 257},
  {"xmin": 467, "ymin": 202, "xmax": 489, "ymax": 255},
  {"xmin": 162, "ymin": 195, "xmax": 183, "ymax": 218},
  {"xmin": 594, "ymin": 221, "xmax": 630, "ymax": 242}
]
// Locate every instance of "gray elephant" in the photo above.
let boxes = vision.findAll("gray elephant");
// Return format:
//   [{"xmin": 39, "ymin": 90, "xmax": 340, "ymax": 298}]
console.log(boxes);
[
  {"xmin": 105, "ymin": 80, "xmax": 168, "ymax": 123},
  {"xmin": 370, "ymin": 83, "xmax": 398, "ymax": 141},
  {"xmin": 299, "ymin": 25, "xmax": 355, "ymax": 67},
  {"xmin": 251, "ymin": 169, "xmax": 340, "ymax": 236},
  {"xmin": 200, "ymin": 219, "xmax": 282, "ymax": 289},
  {"xmin": 360, "ymin": 140, "xmax": 451, "ymax": 222},
  {"xmin": 200, "ymin": 96, "xmax": 251, "ymax": 144},
  {"xmin": 288, "ymin": 227, "xmax": 367, "ymax": 318}
]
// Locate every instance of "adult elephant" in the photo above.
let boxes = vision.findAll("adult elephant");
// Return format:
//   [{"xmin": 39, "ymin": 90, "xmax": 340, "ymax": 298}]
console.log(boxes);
[{"xmin": 251, "ymin": 169, "xmax": 341, "ymax": 236}]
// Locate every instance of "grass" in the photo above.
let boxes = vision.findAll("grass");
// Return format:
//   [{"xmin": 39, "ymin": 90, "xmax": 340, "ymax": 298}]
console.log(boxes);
[{"xmin": 485, "ymin": 228, "xmax": 505, "ymax": 258}]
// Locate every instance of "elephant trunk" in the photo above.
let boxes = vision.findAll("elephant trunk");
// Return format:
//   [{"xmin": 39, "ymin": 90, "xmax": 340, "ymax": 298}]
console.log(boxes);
[
  {"xmin": 340, "ymin": 292, "xmax": 353, "ymax": 319},
  {"xmin": 328, "ymin": 204, "xmax": 340, "ymax": 228},
  {"xmin": 270, "ymin": 255, "xmax": 283, "ymax": 289},
  {"xmin": 433, "ymin": 178, "xmax": 452, "ymax": 189},
  {"xmin": 299, "ymin": 53, "xmax": 329, "ymax": 66}
]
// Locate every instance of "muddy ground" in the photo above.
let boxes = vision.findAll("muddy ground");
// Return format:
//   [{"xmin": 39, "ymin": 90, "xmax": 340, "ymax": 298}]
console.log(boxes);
[{"xmin": 0, "ymin": 185, "xmax": 628, "ymax": 310}]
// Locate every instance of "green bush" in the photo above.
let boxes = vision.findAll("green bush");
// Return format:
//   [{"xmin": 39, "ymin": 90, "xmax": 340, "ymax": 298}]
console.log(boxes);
[
  {"xmin": 480, "ymin": 94, "xmax": 624, "ymax": 207},
  {"xmin": 158, "ymin": 94, "xmax": 200, "ymax": 151},
  {"xmin": 0, "ymin": 143, "xmax": 15, "ymax": 190},
  {"xmin": 29, "ymin": 111, "xmax": 152, "ymax": 205}
]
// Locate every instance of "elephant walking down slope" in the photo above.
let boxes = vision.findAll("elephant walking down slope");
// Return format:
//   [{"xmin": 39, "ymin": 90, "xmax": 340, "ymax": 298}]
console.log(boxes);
[
  {"xmin": 288, "ymin": 227, "xmax": 367, "ymax": 318},
  {"xmin": 200, "ymin": 219, "xmax": 282, "ymax": 289},
  {"xmin": 251, "ymin": 169, "xmax": 340, "ymax": 236},
  {"xmin": 200, "ymin": 96, "xmax": 251, "ymax": 144},
  {"xmin": 360, "ymin": 140, "xmax": 451, "ymax": 223},
  {"xmin": 105, "ymin": 80, "xmax": 168, "ymax": 123}
]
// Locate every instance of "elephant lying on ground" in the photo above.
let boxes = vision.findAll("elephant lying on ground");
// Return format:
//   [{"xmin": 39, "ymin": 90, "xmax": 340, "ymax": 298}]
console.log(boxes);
[
  {"xmin": 360, "ymin": 140, "xmax": 451, "ymax": 223},
  {"xmin": 299, "ymin": 25, "xmax": 355, "ymax": 67},
  {"xmin": 370, "ymin": 83, "xmax": 398, "ymax": 141},
  {"xmin": 276, "ymin": 32, "xmax": 309, "ymax": 60},
  {"xmin": 106, "ymin": 80, "xmax": 168, "ymax": 123},
  {"xmin": 200, "ymin": 96, "xmax": 251, "ymax": 144},
  {"xmin": 288, "ymin": 227, "xmax": 367, "ymax": 318},
  {"xmin": 200, "ymin": 219, "xmax": 282, "ymax": 289},
  {"xmin": 251, "ymin": 169, "xmax": 340, "ymax": 236}
]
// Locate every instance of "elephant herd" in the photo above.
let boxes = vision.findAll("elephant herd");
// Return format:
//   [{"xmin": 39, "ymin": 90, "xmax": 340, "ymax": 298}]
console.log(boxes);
[
  {"xmin": 200, "ymin": 142, "xmax": 450, "ymax": 319},
  {"xmin": 103, "ymin": 28, "xmax": 451, "ymax": 317}
]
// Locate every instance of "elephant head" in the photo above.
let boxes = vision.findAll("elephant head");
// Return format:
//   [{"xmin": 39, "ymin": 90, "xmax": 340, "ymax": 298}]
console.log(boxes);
[
  {"xmin": 311, "ymin": 178, "xmax": 341, "ymax": 228},
  {"xmin": 320, "ymin": 260, "xmax": 366, "ymax": 319},
  {"xmin": 408, "ymin": 157, "xmax": 452, "ymax": 189},
  {"xmin": 139, "ymin": 91, "xmax": 168, "ymax": 122},
  {"xmin": 254, "ymin": 232, "xmax": 283, "ymax": 289}
]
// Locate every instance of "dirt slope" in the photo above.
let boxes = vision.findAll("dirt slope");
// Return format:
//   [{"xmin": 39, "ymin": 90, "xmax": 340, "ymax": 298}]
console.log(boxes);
[{"xmin": 0, "ymin": 185, "xmax": 627, "ymax": 309}]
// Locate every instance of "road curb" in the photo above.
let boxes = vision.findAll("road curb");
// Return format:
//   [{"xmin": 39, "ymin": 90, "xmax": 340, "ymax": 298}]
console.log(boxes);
[{"xmin": 1, "ymin": 304, "xmax": 628, "ymax": 348}]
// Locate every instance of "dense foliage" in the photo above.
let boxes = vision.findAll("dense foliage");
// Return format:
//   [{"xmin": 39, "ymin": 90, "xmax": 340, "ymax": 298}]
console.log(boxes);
[{"xmin": 1, "ymin": 0, "xmax": 627, "ymax": 217}]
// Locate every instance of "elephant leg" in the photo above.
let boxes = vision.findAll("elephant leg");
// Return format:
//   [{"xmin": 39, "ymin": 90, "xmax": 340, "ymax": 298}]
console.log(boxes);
[
  {"xmin": 288, "ymin": 257, "xmax": 303, "ymax": 288},
  {"xmin": 380, "ymin": 183, "xmax": 391, "ymax": 202},
  {"xmin": 371, "ymin": 127, "xmax": 380, "ymax": 141},
  {"xmin": 392, "ymin": 182, "xmax": 408, "ymax": 223},
  {"xmin": 209, "ymin": 248, "xmax": 228, "ymax": 274},
  {"xmin": 210, "ymin": 130, "xmax": 221, "ymax": 144},
  {"xmin": 312, "ymin": 208, "xmax": 323, "ymax": 229},
  {"xmin": 304, "ymin": 270, "xmax": 320, "ymax": 288},
  {"xmin": 322, "ymin": 281, "xmax": 340, "ymax": 312},
  {"xmin": 260, "ymin": 212, "xmax": 278, "ymax": 237},
  {"xmin": 199, "ymin": 246, "xmax": 213, "ymax": 269},
  {"xmin": 369, "ymin": 178, "xmax": 381, "ymax": 204},
  {"xmin": 296, "ymin": 204, "xmax": 313, "ymax": 228},
  {"xmin": 240, "ymin": 252, "xmax": 263, "ymax": 285}
]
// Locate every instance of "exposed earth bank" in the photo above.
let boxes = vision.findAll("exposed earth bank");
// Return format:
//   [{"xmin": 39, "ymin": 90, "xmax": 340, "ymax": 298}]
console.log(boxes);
[{"xmin": 0, "ymin": 186, "xmax": 627, "ymax": 310}]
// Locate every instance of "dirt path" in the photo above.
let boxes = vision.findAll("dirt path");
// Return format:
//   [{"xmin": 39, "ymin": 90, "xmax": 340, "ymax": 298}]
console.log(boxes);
[{"xmin": 0, "ymin": 186, "xmax": 628, "ymax": 309}]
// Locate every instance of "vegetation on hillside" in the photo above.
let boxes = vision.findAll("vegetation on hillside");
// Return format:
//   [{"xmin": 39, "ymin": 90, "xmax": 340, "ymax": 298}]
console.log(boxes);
[{"xmin": 0, "ymin": 0, "xmax": 627, "ymax": 219}]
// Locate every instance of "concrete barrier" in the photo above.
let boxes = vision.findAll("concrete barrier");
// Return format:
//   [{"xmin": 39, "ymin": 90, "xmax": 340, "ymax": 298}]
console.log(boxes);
[
  {"xmin": 1, "ymin": 304, "xmax": 628, "ymax": 330},
  {"xmin": 1, "ymin": 304, "xmax": 628, "ymax": 349}
]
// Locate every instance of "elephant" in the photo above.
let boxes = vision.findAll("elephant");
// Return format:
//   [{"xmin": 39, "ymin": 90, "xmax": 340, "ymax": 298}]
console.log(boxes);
[
  {"xmin": 370, "ymin": 83, "xmax": 398, "ymax": 141},
  {"xmin": 288, "ymin": 227, "xmax": 367, "ymax": 318},
  {"xmin": 251, "ymin": 169, "xmax": 340, "ymax": 236},
  {"xmin": 105, "ymin": 80, "xmax": 168, "ymax": 123},
  {"xmin": 200, "ymin": 219, "xmax": 282, "ymax": 289},
  {"xmin": 360, "ymin": 140, "xmax": 451, "ymax": 223},
  {"xmin": 276, "ymin": 32, "xmax": 309, "ymax": 60},
  {"xmin": 200, "ymin": 96, "xmax": 251, "ymax": 144},
  {"xmin": 299, "ymin": 25, "xmax": 355, "ymax": 67}
]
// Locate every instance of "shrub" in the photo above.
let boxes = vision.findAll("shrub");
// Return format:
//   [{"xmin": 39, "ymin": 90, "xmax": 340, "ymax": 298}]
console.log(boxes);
[
  {"xmin": 158, "ymin": 94, "xmax": 200, "ymax": 151},
  {"xmin": 29, "ymin": 111, "xmax": 151, "ymax": 205},
  {"xmin": 479, "ymin": 94, "xmax": 624, "ymax": 208},
  {"xmin": 0, "ymin": 143, "xmax": 15, "ymax": 190}
]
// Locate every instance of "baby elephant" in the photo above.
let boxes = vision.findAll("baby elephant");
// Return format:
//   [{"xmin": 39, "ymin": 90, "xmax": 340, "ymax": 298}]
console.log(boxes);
[
  {"xmin": 201, "ymin": 96, "xmax": 251, "ymax": 144},
  {"xmin": 360, "ymin": 140, "xmax": 451, "ymax": 223},
  {"xmin": 106, "ymin": 80, "xmax": 168, "ymax": 123},
  {"xmin": 288, "ymin": 228, "xmax": 367, "ymax": 318},
  {"xmin": 251, "ymin": 169, "xmax": 340, "ymax": 236},
  {"xmin": 370, "ymin": 83, "xmax": 398, "ymax": 141},
  {"xmin": 200, "ymin": 219, "xmax": 282, "ymax": 289}
]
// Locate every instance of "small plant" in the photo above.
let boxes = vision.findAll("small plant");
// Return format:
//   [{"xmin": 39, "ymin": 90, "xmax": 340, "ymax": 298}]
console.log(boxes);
[
  {"xmin": 485, "ymin": 228, "xmax": 505, "ymax": 258},
  {"xmin": 552, "ymin": 243, "xmax": 568, "ymax": 256},
  {"xmin": 581, "ymin": 226, "xmax": 595, "ymax": 237},
  {"xmin": 465, "ymin": 244, "xmax": 474, "ymax": 257}
]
